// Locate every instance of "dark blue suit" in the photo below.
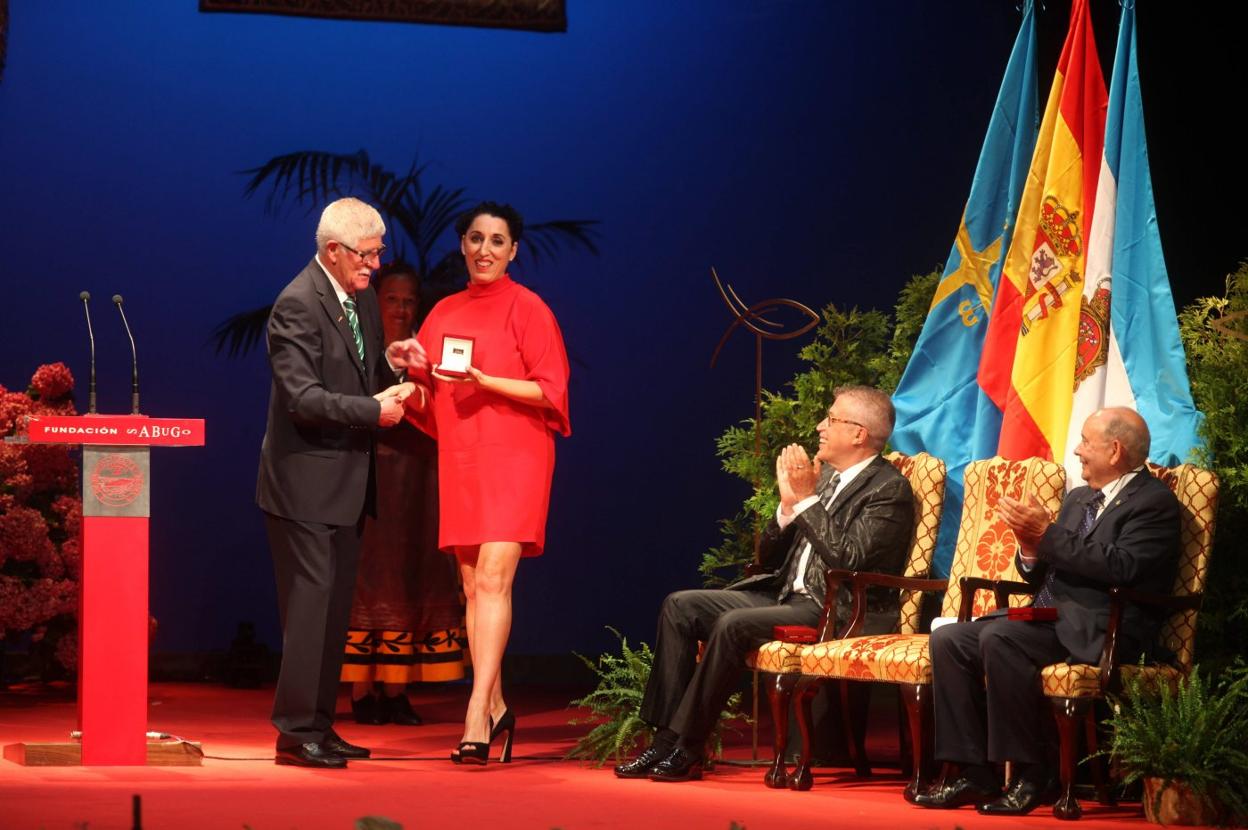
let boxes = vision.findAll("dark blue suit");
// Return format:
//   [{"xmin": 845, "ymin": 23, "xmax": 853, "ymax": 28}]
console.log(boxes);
[{"xmin": 930, "ymin": 470, "xmax": 1180, "ymax": 765}]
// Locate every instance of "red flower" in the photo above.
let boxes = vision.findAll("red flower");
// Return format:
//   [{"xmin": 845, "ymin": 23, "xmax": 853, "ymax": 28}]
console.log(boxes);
[
  {"xmin": 23, "ymin": 444, "xmax": 77, "ymax": 494},
  {"xmin": 52, "ymin": 495, "xmax": 82, "ymax": 536},
  {"xmin": 0, "ymin": 505, "xmax": 55, "ymax": 565},
  {"xmin": 29, "ymin": 363, "xmax": 74, "ymax": 402},
  {"xmin": 0, "ymin": 389, "xmax": 33, "ymax": 436},
  {"xmin": 59, "ymin": 536, "xmax": 82, "ymax": 580},
  {"xmin": 0, "ymin": 442, "xmax": 29, "ymax": 485},
  {"xmin": 0, "ymin": 362, "xmax": 82, "ymax": 671}
]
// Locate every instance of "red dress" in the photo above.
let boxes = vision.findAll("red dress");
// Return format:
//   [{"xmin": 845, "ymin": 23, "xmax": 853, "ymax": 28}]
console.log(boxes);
[{"xmin": 411, "ymin": 274, "xmax": 570, "ymax": 557}]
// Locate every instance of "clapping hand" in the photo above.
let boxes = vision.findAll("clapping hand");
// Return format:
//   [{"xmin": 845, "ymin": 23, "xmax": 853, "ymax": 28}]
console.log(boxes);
[
  {"xmin": 999, "ymin": 493, "xmax": 1052, "ymax": 559},
  {"xmin": 386, "ymin": 338, "xmax": 429, "ymax": 372},
  {"xmin": 776, "ymin": 443, "xmax": 820, "ymax": 513}
]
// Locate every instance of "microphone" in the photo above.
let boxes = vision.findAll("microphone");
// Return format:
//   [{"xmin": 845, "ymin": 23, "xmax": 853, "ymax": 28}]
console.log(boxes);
[
  {"xmin": 79, "ymin": 291, "xmax": 98, "ymax": 414},
  {"xmin": 112, "ymin": 294, "xmax": 140, "ymax": 414}
]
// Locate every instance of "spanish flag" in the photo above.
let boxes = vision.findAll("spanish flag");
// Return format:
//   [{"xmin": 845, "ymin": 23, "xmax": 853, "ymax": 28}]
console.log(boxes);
[{"xmin": 977, "ymin": 0, "xmax": 1108, "ymax": 461}]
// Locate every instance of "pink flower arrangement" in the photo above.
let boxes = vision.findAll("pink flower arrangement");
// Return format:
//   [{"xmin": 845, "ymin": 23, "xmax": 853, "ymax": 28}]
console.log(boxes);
[{"xmin": 0, "ymin": 363, "xmax": 81, "ymax": 674}]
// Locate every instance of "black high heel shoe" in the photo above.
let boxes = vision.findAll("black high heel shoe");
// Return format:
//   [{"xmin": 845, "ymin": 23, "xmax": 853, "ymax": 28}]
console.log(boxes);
[
  {"xmin": 453, "ymin": 741, "xmax": 490, "ymax": 765},
  {"xmin": 451, "ymin": 709, "xmax": 516, "ymax": 766},
  {"xmin": 490, "ymin": 708, "xmax": 515, "ymax": 764}
]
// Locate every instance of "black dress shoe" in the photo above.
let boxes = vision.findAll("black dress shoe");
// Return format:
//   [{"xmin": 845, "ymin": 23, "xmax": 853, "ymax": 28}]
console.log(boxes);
[
  {"xmin": 976, "ymin": 776, "xmax": 1057, "ymax": 816},
  {"xmin": 613, "ymin": 743, "xmax": 671, "ymax": 779},
  {"xmin": 275, "ymin": 742, "xmax": 347, "ymax": 769},
  {"xmin": 382, "ymin": 694, "xmax": 423, "ymax": 726},
  {"xmin": 913, "ymin": 776, "xmax": 1000, "ymax": 809},
  {"xmin": 648, "ymin": 747, "xmax": 704, "ymax": 782},
  {"xmin": 323, "ymin": 730, "xmax": 371, "ymax": 759}
]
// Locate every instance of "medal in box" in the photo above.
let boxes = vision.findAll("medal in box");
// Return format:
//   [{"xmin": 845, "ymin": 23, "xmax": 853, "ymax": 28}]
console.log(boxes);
[{"xmin": 438, "ymin": 334, "xmax": 475, "ymax": 378}]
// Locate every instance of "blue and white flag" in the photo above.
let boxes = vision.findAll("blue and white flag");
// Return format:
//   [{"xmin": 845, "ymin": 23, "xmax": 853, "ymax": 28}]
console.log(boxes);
[{"xmin": 1062, "ymin": 3, "xmax": 1202, "ymax": 482}]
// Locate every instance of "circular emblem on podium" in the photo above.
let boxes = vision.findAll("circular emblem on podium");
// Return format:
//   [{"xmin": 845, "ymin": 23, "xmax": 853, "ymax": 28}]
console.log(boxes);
[{"xmin": 90, "ymin": 455, "xmax": 145, "ymax": 507}]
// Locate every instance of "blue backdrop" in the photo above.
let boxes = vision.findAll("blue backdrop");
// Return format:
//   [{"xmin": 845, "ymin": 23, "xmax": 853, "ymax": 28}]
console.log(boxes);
[{"xmin": 0, "ymin": 1, "xmax": 1242, "ymax": 660}]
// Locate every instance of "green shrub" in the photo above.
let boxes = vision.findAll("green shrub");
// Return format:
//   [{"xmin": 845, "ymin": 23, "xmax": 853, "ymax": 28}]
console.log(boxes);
[
  {"xmin": 700, "ymin": 269, "xmax": 939, "ymax": 587},
  {"xmin": 1178, "ymin": 263, "xmax": 1248, "ymax": 670},
  {"xmin": 565, "ymin": 627, "xmax": 746, "ymax": 765}
]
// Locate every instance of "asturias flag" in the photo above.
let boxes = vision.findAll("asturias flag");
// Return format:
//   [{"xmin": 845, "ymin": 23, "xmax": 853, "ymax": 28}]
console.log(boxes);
[
  {"xmin": 978, "ymin": 0, "xmax": 1108, "ymax": 463},
  {"xmin": 891, "ymin": 0, "xmax": 1038, "ymax": 576},
  {"xmin": 1061, "ymin": 2, "xmax": 1202, "ymax": 483}
]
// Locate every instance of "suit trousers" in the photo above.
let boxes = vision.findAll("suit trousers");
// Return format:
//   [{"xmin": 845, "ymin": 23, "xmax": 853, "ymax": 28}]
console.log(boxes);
[
  {"xmin": 265, "ymin": 512, "xmax": 362, "ymax": 749},
  {"xmin": 930, "ymin": 616, "xmax": 1066, "ymax": 767},
  {"xmin": 640, "ymin": 588, "xmax": 821, "ymax": 747}
]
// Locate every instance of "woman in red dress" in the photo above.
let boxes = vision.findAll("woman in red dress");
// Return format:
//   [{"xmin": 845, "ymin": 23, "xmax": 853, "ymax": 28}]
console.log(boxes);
[{"xmin": 389, "ymin": 202, "xmax": 571, "ymax": 765}]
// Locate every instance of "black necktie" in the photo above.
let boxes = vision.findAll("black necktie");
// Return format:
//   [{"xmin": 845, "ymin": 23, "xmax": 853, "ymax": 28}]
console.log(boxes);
[{"xmin": 1034, "ymin": 490, "xmax": 1103, "ymax": 609}]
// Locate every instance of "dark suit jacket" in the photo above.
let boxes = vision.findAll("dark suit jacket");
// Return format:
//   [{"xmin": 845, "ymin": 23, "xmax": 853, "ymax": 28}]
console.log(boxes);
[
  {"xmin": 729, "ymin": 455, "xmax": 915, "ymax": 635},
  {"xmin": 256, "ymin": 258, "xmax": 389, "ymax": 526},
  {"xmin": 1022, "ymin": 470, "xmax": 1181, "ymax": 665}
]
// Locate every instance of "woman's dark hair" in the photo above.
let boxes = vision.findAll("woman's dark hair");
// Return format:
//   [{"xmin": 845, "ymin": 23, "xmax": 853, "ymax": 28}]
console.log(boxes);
[
  {"xmin": 373, "ymin": 260, "xmax": 421, "ymax": 291},
  {"xmin": 455, "ymin": 201, "xmax": 524, "ymax": 242}
]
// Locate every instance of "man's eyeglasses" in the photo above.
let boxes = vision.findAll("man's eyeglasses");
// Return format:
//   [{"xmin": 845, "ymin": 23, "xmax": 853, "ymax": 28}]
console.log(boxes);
[
  {"xmin": 827, "ymin": 415, "xmax": 867, "ymax": 431},
  {"xmin": 338, "ymin": 242, "xmax": 387, "ymax": 263}
]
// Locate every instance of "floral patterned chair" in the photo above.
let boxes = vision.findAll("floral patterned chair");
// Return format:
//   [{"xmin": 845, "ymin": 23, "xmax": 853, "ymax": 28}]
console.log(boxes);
[
  {"xmin": 1040, "ymin": 463, "xmax": 1218, "ymax": 820},
  {"xmin": 784, "ymin": 456, "xmax": 1066, "ymax": 799},
  {"xmin": 748, "ymin": 451, "xmax": 946, "ymax": 789}
]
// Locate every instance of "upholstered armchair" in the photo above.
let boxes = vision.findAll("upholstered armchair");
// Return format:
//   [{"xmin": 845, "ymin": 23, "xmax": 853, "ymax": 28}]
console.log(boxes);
[
  {"xmin": 748, "ymin": 451, "xmax": 946, "ymax": 789},
  {"xmin": 785, "ymin": 456, "xmax": 1066, "ymax": 799},
  {"xmin": 1039, "ymin": 463, "xmax": 1219, "ymax": 820}
]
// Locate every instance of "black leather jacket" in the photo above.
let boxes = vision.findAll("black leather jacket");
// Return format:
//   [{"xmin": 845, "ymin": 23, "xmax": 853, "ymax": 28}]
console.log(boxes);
[{"xmin": 728, "ymin": 455, "xmax": 915, "ymax": 636}]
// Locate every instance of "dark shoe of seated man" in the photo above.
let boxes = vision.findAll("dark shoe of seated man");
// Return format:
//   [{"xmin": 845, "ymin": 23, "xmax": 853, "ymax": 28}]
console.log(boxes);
[
  {"xmin": 615, "ymin": 728, "xmax": 677, "ymax": 779},
  {"xmin": 913, "ymin": 764, "xmax": 1001, "ymax": 809},
  {"xmin": 648, "ymin": 746, "xmax": 704, "ymax": 782},
  {"xmin": 615, "ymin": 743, "xmax": 673, "ymax": 779},
  {"xmin": 275, "ymin": 742, "xmax": 348, "ymax": 769},
  {"xmin": 976, "ymin": 766, "xmax": 1058, "ymax": 816},
  {"xmin": 323, "ymin": 729, "xmax": 371, "ymax": 759}
]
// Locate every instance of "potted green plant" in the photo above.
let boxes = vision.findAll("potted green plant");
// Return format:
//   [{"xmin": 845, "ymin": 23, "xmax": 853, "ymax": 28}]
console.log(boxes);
[{"xmin": 1099, "ymin": 663, "xmax": 1248, "ymax": 826}]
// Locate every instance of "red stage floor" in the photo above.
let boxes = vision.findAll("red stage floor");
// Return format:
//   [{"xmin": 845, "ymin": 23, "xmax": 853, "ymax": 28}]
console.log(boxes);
[{"xmin": 0, "ymin": 682, "xmax": 1165, "ymax": 829}]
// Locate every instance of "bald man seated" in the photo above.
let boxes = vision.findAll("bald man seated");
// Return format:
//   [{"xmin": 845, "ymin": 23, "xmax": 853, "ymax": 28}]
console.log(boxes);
[{"xmin": 915, "ymin": 408, "xmax": 1181, "ymax": 815}]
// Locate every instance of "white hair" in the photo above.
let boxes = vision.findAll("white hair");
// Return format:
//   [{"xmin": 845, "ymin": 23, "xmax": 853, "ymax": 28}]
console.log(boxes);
[{"xmin": 315, "ymin": 197, "xmax": 385, "ymax": 251}]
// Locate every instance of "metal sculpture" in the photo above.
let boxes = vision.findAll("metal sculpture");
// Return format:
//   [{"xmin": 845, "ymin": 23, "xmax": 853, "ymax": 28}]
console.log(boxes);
[{"xmin": 709, "ymin": 266, "xmax": 820, "ymax": 565}]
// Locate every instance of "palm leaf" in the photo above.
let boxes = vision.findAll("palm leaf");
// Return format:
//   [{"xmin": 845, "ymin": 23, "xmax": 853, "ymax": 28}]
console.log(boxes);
[
  {"xmin": 210, "ymin": 303, "xmax": 271, "ymax": 357},
  {"xmin": 392, "ymin": 183, "xmax": 470, "ymax": 274},
  {"xmin": 240, "ymin": 149, "xmax": 414, "ymax": 218},
  {"xmin": 220, "ymin": 149, "xmax": 601, "ymax": 357},
  {"xmin": 522, "ymin": 220, "xmax": 601, "ymax": 267}
]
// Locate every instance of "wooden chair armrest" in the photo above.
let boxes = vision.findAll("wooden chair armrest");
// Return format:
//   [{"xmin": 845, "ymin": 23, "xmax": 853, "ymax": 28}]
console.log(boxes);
[
  {"xmin": 956, "ymin": 576, "xmax": 1036, "ymax": 621},
  {"xmin": 823, "ymin": 569, "xmax": 949, "ymax": 639},
  {"xmin": 812, "ymin": 569, "xmax": 850, "ymax": 642},
  {"xmin": 1098, "ymin": 587, "xmax": 1204, "ymax": 695}
]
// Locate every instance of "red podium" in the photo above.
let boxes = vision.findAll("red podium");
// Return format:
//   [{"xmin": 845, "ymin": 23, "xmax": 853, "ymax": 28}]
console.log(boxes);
[{"xmin": 3, "ymin": 414, "xmax": 204, "ymax": 766}]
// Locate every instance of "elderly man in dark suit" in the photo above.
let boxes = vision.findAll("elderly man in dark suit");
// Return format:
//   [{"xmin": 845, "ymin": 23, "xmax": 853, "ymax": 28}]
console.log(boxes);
[
  {"xmin": 615, "ymin": 386, "xmax": 915, "ymax": 783},
  {"xmin": 916, "ymin": 407, "xmax": 1181, "ymax": 814},
  {"xmin": 257, "ymin": 197, "xmax": 411, "ymax": 768}
]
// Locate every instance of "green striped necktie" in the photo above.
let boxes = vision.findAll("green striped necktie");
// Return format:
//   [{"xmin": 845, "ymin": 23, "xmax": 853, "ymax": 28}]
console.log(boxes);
[{"xmin": 342, "ymin": 296, "xmax": 365, "ymax": 363}]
